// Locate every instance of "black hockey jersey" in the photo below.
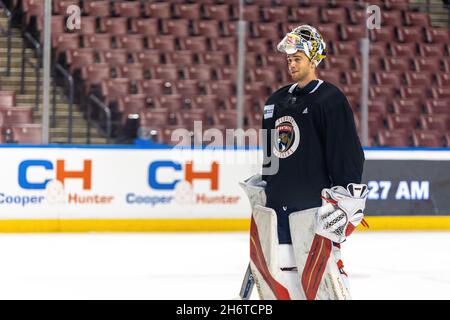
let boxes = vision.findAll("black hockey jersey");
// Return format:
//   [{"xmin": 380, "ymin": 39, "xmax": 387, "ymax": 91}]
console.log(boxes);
[{"xmin": 262, "ymin": 80, "xmax": 365, "ymax": 210}]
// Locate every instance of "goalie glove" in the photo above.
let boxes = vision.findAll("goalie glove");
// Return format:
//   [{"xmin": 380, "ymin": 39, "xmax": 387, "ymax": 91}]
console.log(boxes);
[
  {"xmin": 316, "ymin": 183, "xmax": 369, "ymax": 243},
  {"xmin": 239, "ymin": 174, "xmax": 267, "ymax": 208}
]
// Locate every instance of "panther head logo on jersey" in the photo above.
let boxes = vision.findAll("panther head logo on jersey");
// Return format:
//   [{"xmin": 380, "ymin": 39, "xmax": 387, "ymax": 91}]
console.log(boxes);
[{"xmin": 273, "ymin": 116, "xmax": 300, "ymax": 158}]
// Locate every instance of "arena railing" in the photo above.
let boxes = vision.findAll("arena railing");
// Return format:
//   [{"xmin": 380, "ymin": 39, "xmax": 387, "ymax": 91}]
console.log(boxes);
[
  {"xmin": 0, "ymin": 0, "xmax": 12, "ymax": 76},
  {"xmin": 52, "ymin": 63, "xmax": 74, "ymax": 144},
  {"xmin": 87, "ymin": 94, "xmax": 111, "ymax": 144},
  {"xmin": 20, "ymin": 31, "xmax": 41, "ymax": 111}
]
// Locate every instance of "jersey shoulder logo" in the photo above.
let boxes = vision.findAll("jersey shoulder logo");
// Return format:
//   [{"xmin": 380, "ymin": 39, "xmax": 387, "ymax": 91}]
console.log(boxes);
[
  {"xmin": 264, "ymin": 104, "xmax": 275, "ymax": 119},
  {"xmin": 273, "ymin": 116, "xmax": 300, "ymax": 159}
]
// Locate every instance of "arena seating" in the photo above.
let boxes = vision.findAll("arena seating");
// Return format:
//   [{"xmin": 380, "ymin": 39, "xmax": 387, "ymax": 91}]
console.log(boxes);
[
  {"xmin": 0, "ymin": 91, "xmax": 42, "ymax": 144},
  {"xmin": 13, "ymin": 0, "xmax": 450, "ymax": 147}
]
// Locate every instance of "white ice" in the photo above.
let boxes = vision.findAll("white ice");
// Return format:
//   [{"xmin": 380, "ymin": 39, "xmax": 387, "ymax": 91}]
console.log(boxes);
[{"xmin": 0, "ymin": 231, "xmax": 449, "ymax": 300}]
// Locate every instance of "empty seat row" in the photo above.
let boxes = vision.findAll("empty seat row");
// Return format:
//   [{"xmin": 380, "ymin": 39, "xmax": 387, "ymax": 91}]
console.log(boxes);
[{"xmin": 375, "ymin": 129, "xmax": 450, "ymax": 148}]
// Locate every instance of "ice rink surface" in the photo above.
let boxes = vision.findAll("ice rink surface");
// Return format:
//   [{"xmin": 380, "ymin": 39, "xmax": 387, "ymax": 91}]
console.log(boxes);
[{"xmin": 0, "ymin": 231, "xmax": 449, "ymax": 300}]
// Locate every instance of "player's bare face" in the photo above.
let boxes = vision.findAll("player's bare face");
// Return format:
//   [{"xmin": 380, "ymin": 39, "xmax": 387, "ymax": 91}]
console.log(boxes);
[{"xmin": 287, "ymin": 52, "xmax": 314, "ymax": 82}]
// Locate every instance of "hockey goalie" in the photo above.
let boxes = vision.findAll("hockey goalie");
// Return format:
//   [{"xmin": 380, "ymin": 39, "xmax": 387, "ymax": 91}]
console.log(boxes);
[{"xmin": 239, "ymin": 25, "xmax": 368, "ymax": 300}]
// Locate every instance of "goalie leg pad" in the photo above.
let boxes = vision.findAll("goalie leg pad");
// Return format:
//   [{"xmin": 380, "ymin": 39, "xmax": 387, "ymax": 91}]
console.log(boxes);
[
  {"xmin": 289, "ymin": 208, "xmax": 351, "ymax": 300},
  {"xmin": 249, "ymin": 205, "xmax": 291, "ymax": 300}
]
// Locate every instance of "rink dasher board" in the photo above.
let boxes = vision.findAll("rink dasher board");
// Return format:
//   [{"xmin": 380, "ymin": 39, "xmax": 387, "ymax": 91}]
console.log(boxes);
[{"xmin": 0, "ymin": 145, "xmax": 449, "ymax": 232}]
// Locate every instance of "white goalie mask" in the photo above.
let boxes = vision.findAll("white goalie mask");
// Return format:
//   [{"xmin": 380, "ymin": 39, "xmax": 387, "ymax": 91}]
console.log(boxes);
[{"xmin": 277, "ymin": 25, "xmax": 327, "ymax": 66}]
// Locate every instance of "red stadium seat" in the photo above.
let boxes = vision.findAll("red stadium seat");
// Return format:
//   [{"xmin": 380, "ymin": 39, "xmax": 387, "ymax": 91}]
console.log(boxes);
[
  {"xmin": 246, "ymin": 38, "xmax": 270, "ymax": 53},
  {"xmin": 373, "ymin": 72, "xmax": 402, "ymax": 87},
  {"xmin": 118, "ymin": 94, "xmax": 148, "ymax": 118},
  {"xmin": 344, "ymin": 71, "xmax": 362, "ymax": 85},
  {"xmin": 377, "ymin": 129, "xmax": 410, "ymax": 147},
  {"xmin": 180, "ymin": 37, "xmax": 209, "ymax": 52},
  {"xmin": 386, "ymin": 114, "xmax": 418, "ymax": 130},
  {"xmin": 132, "ymin": 19, "xmax": 159, "ymax": 36},
  {"xmin": 404, "ymin": 12, "xmax": 431, "ymax": 27},
  {"xmin": 435, "ymin": 74, "xmax": 450, "ymax": 87},
  {"xmin": 245, "ymin": 82, "xmax": 270, "ymax": 97},
  {"xmin": 136, "ymin": 50, "xmax": 163, "ymax": 68},
  {"xmin": 348, "ymin": 9, "xmax": 366, "ymax": 25},
  {"xmin": 369, "ymin": 85, "xmax": 398, "ymax": 101},
  {"xmin": 0, "ymin": 91, "xmax": 15, "ymax": 107},
  {"xmin": 11, "ymin": 124, "xmax": 42, "ymax": 144},
  {"xmin": 53, "ymin": 0, "xmax": 79, "ymax": 15},
  {"xmin": 333, "ymin": 41, "xmax": 359, "ymax": 55},
  {"xmin": 399, "ymin": 87, "xmax": 427, "ymax": 101},
  {"xmin": 431, "ymin": 87, "xmax": 450, "ymax": 100},
  {"xmin": 66, "ymin": 49, "xmax": 100, "ymax": 72},
  {"xmin": 396, "ymin": 26, "xmax": 424, "ymax": 43},
  {"xmin": 425, "ymin": 27, "xmax": 450, "ymax": 43},
  {"xmin": 424, "ymin": 99, "xmax": 449, "ymax": 115},
  {"xmin": 144, "ymin": 2, "xmax": 172, "ymax": 19},
  {"xmin": 253, "ymin": 22, "xmax": 281, "ymax": 39},
  {"xmin": 417, "ymin": 43, "xmax": 446, "ymax": 58},
  {"xmin": 205, "ymin": 80, "xmax": 236, "ymax": 98},
  {"xmin": 381, "ymin": 10, "xmax": 404, "ymax": 26},
  {"xmin": 81, "ymin": 63, "xmax": 114, "ymax": 93},
  {"xmin": 166, "ymin": 19, "xmax": 191, "ymax": 37},
  {"xmin": 412, "ymin": 130, "xmax": 443, "ymax": 147},
  {"xmin": 174, "ymin": 80, "xmax": 202, "ymax": 98},
  {"xmin": 317, "ymin": 23, "xmax": 339, "ymax": 41},
  {"xmin": 175, "ymin": 3, "xmax": 201, "ymax": 20},
  {"xmin": 194, "ymin": 95, "xmax": 221, "ymax": 111},
  {"xmin": 85, "ymin": 34, "xmax": 114, "ymax": 50},
  {"xmin": 168, "ymin": 51, "xmax": 198, "ymax": 66},
  {"xmin": 186, "ymin": 65, "xmax": 214, "ymax": 81},
  {"xmin": 101, "ymin": 17, "xmax": 129, "ymax": 35},
  {"xmin": 120, "ymin": 64, "xmax": 147, "ymax": 81},
  {"xmin": 119, "ymin": 34, "xmax": 148, "ymax": 51},
  {"xmin": 242, "ymin": 5, "xmax": 261, "ymax": 22},
  {"xmin": 318, "ymin": 70, "xmax": 342, "ymax": 86},
  {"xmin": 78, "ymin": 16, "xmax": 97, "ymax": 34},
  {"xmin": 370, "ymin": 27, "xmax": 395, "ymax": 42},
  {"xmin": 199, "ymin": 52, "xmax": 229, "ymax": 67},
  {"xmin": 158, "ymin": 95, "xmax": 189, "ymax": 110},
  {"xmin": 212, "ymin": 37, "xmax": 236, "ymax": 53},
  {"xmin": 385, "ymin": 0, "xmax": 409, "ymax": 11},
  {"xmin": 154, "ymin": 65, "xmax": 184, "ymax": 81},
  {"xmin": 263, "ymin": 7, "xmax": 289, "ymax": 23},
  {"xmin": 84, "ymin": 0, "xmax": 111, "ymax": 17},
  {"xmin": 368, "ymin": 100, "xmax": 390, "ymax": 115},
  {"xmin": 327, "ymin": 56, "xmax": 353, "ymax": 70},
  {"xmin": 138, "ymin": 80, "xmax": 173, "ymax": 96},
  {"xmin": 53, "ymin": 34, "xmax": 81, "ymax": 57},
  {"xmin": 321, "ymin": 7, "xmax": 348, "ymax": 24},
  {"xmin": 101, "ymin": 78, "xmax": 131, "ymax": 103},
  {"xmin": 392, "ymin": 99, "xmax": 423, "ymax": 115},
  {"xmin": 340, "ymin": 25, "xmax": 366, "ymax": 41},
  {"xmin": 0, "ymin": 106, "xmax": 33, "ymax": 124},
  {"xmin": 293, "ymin": 7, "xmax": 321, "ymax": 24},
  {"xmin": 413, "ymin": 58, "xmax": 442, "ymax": 73},
  {"xmin": 403, "ymin": 72, "xmax": 434, "ymax": 87},
  {"xmin": 152, "ymin": 35, "xmax": 176, "ymax": 52},
  {"xmin": 114, "ymin": 1, "xmax": 142, "ymax": 18},
  {"xmin": 419, "ymin": 115, "xmax": 449, "ymax": 131},
  {"xmin": 383, "ymin": 57, "xmax": 412, "ymax": 72},
  {"xmin": 389, "ymin": 43, "xmax": 417, "ymax": 57},
  {"xmin": 102, "ymin": 49, "xmax": 132, "ymax": 65},
  {"xmin": 140, "ymin": 109, "xmax": 172, "ymax": 127}
]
